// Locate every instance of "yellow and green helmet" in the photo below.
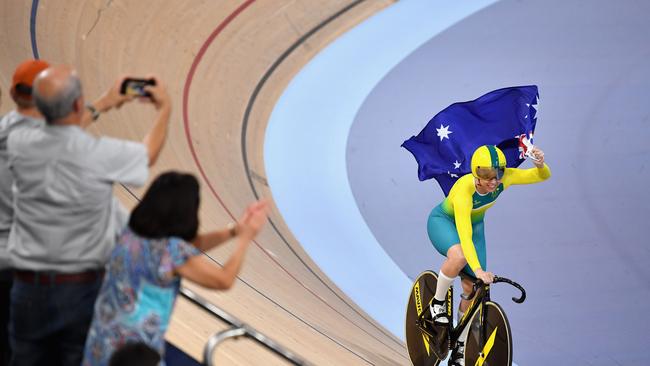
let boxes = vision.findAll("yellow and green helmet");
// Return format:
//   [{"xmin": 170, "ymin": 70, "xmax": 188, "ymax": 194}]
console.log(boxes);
[{"xmin": 471, "ymin": 145, "xmax": 507, "ymax": 179}]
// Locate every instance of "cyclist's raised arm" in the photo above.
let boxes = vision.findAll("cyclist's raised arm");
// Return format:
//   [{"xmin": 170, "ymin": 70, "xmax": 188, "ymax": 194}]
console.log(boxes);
[{"xmin": 503, "ymin": 165, "xmax": 550, "ymax": 186}]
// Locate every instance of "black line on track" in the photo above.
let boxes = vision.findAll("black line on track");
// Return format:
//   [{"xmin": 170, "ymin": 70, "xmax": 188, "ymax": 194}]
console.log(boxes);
[{"xmin": 239, "ymin": 0, "xmax": 407, "ymax": 358}]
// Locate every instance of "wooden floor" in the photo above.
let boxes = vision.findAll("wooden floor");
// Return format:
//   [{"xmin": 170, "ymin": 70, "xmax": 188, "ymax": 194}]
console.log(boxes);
[{"xmin": 0, "ymin": 1, "xmax": 407, "ymax": 364}]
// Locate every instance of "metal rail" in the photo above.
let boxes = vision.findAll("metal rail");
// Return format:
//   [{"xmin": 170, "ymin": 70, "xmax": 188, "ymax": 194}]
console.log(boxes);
[{"xmin": 179, "ymin": 287, "xmax": 309, "ymax": 365}]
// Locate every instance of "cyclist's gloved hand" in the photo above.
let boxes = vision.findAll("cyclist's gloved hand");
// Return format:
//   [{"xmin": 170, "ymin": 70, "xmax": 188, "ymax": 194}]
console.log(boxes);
[
  {"xmin": 474, "ymin": 268, "xmax": 495, "ymax": 284},
  {"xmin": 530, "ymin": 146, "xmax": 545, "ymax": 167}
]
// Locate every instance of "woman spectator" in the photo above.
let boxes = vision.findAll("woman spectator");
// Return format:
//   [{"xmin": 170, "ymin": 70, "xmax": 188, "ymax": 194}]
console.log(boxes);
[{"xmin": 82, "ymin": 171, "xmax": 268, "ymax": 365}]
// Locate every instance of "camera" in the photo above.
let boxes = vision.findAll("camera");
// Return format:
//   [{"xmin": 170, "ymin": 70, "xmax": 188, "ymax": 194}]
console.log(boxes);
[{"xmin": 119, "ymin": 78, "xmax": 156, "ymax": 97}]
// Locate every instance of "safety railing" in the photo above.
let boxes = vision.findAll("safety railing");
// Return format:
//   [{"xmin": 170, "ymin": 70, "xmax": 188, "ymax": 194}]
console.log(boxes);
[{"xmin": 179, "ymin": 287, "xmax": 310, "ymax": 366}]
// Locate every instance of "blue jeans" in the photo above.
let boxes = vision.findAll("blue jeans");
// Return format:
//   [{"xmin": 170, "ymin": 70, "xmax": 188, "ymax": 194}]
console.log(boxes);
[{"xmin": 9, "ymin": 275, "xmax": 102, "ymax": 366}]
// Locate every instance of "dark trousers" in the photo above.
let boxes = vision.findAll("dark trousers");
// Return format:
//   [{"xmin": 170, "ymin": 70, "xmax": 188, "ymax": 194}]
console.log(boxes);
[
  {"xmin": 0, "ymin": 270, "xmax": 12, "ymax": 366},
  {"xmin": 9, "ymin": 275, "xmax": 102, "ymax": 366}
]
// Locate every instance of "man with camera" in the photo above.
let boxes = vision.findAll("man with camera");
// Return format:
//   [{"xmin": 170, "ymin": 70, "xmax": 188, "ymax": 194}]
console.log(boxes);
[{"xmin": 6, "ymin": 64, "xmax": 171, "ymax": 366}]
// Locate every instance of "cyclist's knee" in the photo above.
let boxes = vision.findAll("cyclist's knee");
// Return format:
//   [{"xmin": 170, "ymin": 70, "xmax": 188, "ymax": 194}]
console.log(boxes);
[{"xmin": 447, "ymin": 245, "xmax": 467, "ymax": 267}]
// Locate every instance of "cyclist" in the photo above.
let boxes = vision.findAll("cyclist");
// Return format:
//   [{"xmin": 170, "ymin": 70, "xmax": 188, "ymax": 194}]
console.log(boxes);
[{"xmin": 427, "ymin": 144, "xmax": 550, "ymax": 365}]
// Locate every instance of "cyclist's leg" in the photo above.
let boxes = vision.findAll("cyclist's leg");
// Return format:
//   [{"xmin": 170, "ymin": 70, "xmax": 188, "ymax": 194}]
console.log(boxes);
[
  {"xmin": 425, "ymin": 207, "xmax": 461, "ymax": 359},
  {"xmin": 436, "ymin": 244, "xmax": 467, "ymax": 300},
  {"xmin": 459, "ymin": 277, "xmax": 474, "ymax": 314},
  {"xmin": 428, "ymin": 245, "xmax": 464, "ymax": 325},
  {"xmin": 427, "ymin": 206, "xmax": 465, "ymax": 311},
  {"xmin": 428, "ymin": 211, "xmax": 488, "ymax": 308}
]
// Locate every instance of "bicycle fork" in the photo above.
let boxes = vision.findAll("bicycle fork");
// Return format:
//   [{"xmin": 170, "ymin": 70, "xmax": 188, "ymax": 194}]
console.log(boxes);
[{"xmin": 473, "ymin": 292, "xmax": 498, "ymax": 366}]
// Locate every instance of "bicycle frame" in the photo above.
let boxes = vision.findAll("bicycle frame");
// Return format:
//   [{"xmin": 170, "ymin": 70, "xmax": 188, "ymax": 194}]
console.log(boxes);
[{"xmin": 416, "ymin": 275, "xmax": 526, "ymax": 356}]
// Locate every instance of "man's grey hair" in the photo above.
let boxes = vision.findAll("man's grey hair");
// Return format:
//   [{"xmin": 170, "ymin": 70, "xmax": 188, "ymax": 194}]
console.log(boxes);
[{"xmin": 33, "ymin": 74, "xmax": 83, "ymax": 124}]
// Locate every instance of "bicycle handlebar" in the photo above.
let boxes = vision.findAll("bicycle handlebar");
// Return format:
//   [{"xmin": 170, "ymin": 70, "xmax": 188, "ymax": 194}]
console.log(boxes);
[
  {"xmin": 461, "ymin": 275, "xmax": 526, "ymax": 303},
  {"xmin": 494, "ymin": 276, "xmax": 526, "ymax": 303}
]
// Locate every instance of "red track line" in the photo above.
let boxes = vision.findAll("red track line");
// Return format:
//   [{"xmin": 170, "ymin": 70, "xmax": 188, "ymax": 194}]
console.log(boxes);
[
  {"xmin": 181, "ymin": 0, "xmax": 401, "ymax": 354},
  {"xmin": 182, "ymin": 0, "xmax": 255, "ymax": 219}
]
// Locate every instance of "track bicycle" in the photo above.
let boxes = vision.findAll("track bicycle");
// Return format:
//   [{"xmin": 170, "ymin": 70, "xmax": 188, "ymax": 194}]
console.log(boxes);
[{"xmin": 405, "ymin": 271, "xmax": 526, "ymax": 365}]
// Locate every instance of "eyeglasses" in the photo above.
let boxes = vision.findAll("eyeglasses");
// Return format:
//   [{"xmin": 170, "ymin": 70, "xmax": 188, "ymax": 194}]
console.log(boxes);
[{"xmin": 476, "ymin": 166, "xmax": 505, "ymax": 180}]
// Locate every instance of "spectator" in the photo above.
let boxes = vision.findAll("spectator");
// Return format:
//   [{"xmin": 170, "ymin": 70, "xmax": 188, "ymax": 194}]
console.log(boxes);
[
  {"xmin": 82, "ymin": 172, "xmax": 268, "ymax": 366},
  {"xmin": 108, "ymin": 342, "xmax": 160, "ymax": 366},
  {"xmin": 0, "ymin": 59, "xmax": 50, "ymax": 366},
  {"xmin": 7, "ymin": 64, "xmax": 171, "ymax": 366}
]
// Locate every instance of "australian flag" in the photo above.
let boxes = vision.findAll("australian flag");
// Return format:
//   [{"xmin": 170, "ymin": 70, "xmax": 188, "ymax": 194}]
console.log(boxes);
[{"xmin": 401, "ymin": 85, "xmax": 539, "ymax": 196}]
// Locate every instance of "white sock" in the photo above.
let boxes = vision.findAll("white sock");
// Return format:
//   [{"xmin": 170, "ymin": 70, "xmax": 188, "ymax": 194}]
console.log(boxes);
[{"xmin": 434, "ymin": 270, "xmax": 454, "ymax": 302}]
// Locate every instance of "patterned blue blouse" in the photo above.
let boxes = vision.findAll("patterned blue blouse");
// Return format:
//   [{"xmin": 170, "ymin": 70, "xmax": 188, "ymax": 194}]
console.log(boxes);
[{"xmin": 82, "ymin": 228, "xmax": 200, "ymax": 366}]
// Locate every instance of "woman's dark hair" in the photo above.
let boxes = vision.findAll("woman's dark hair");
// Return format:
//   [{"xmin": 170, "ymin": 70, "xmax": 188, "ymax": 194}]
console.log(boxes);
[{"xmin": 129, "ymin": 171, "xmax": 200, "ymax": 241}]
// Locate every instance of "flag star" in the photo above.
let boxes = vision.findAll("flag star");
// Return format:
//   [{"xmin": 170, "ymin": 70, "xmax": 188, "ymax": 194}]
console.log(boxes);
[
  {"xmin": 453, "ymin": 160, "xmax": 461, "ymax": 169},
  {"xmin": 436, "ymin": 124, "xmax": 453, "ymax": 141},
  {"xmin": 448, "ymin": 171, "xmax": 459, "ymax": 178},
  {"xmin": 531, "ymin": 96, "xmax": 539, "ymax": 119}
]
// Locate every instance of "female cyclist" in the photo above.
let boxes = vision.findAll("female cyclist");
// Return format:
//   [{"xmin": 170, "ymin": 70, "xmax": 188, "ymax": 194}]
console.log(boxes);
[{"xmin": 427, "ymin": 144, "xmax": 550, "ymax": 365}]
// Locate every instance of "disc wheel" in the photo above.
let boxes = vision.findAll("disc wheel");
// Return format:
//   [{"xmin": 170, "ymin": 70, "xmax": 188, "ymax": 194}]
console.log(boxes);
[
  {"xmin": 464, "ymin": 301, "xmax": 512, "ymax": 366},
  {"xmin": 405, "ymin": 271, "xmax": 442, "ymax": 366}
]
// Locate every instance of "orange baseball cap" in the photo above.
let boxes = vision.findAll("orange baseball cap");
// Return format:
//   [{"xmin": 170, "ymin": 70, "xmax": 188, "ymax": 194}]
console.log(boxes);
[{"xmin": 11, "ymin": 59, "xmax": 50, "ymax": 99}]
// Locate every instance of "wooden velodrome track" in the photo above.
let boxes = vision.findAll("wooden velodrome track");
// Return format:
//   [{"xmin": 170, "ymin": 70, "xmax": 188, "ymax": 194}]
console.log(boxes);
[{"xmin": 0, "ymin": 1, "xmax": 408, "ymax": 365}]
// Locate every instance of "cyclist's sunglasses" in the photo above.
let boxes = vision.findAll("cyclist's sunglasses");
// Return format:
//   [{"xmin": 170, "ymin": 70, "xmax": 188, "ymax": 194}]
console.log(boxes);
[{"xmin": 476, "ymin": 166, "xmax": 505, "ymax": 180}]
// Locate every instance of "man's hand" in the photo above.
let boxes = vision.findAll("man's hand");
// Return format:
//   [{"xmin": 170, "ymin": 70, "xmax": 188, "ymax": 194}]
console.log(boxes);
[
  {"xmin": 93, "ymin": 76, "xmax": 135, "ymax": 113},
  {"xmin": 143, "ymin": 76, "xmax": 171, "ymax": 112}
]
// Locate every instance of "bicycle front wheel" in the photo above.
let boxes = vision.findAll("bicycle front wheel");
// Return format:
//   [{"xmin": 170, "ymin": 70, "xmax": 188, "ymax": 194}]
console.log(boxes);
[{"xmin": 464, "ymin": 301, "xmax": 512, "ymax": 366}]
